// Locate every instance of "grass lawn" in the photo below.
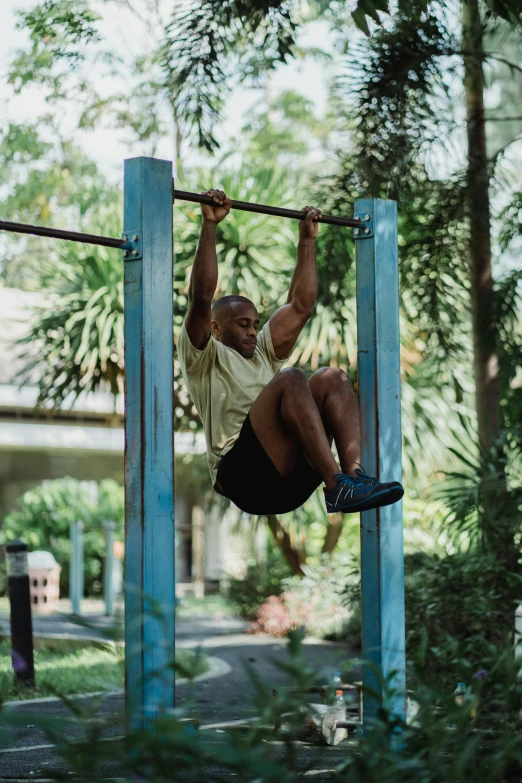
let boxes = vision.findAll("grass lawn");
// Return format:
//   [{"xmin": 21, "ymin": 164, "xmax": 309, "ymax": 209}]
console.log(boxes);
[
  {"xmin": 0, "ymin": 637, "xmax": 209, "ymax": 702},
  {"xmin": 0, "ymin": 593, "xmax": 236, "ymax": 619},
  {"xmin": 177, "ymin": 593, "xmax": 235, "ymax": 619}
]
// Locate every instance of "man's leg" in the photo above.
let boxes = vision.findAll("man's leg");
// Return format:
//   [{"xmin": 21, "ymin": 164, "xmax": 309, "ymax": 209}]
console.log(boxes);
[
  {"xmin": 308, "ymin": 367, "xmax": 361, "ymax": 476},
  {"xmin": 248, "ymin": 368, "xmax": 340, "ymax": 492}
]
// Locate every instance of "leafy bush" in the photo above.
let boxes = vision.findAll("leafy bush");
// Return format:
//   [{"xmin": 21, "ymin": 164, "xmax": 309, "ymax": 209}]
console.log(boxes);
[
  {"xmin": 234, "ymin": 553, "xmax": 358, "ymax": 639},
  {"xmin": 224, "ymin": 551, "xmax": 293, "ymax": 620},
  {"xmin": 343, "ymin": 548, "xmax": 522, "ymax": 686},
  {"xmin": 247, "ymin": 594, "xmax": 298, "ymax": 637},
  {"xmin": 405, "ymin": 549, "xmax": 522, "ymax": 688},
  {"xmin": 0, "ymin": 477, "xmax": 124, "ymax": 596},
  {"xmin": 283, "ymin": 553, "xmax": 357, "ymax": 640}
]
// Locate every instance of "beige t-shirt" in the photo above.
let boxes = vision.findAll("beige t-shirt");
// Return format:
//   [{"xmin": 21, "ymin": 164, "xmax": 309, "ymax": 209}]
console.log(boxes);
[{"xmin": 177, "ymin": 321, "xmax": 286, "ymax": 486}]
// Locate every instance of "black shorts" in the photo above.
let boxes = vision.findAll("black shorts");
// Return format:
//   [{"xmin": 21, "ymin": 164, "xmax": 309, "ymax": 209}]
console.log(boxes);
[{"xmin": 215, "ymin": 414, "xmax": 323, "ymax": 515}]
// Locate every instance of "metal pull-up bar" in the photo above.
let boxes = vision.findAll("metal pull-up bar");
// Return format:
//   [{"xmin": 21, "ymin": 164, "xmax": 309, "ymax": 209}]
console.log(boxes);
[
  {"xmin": 0, "ymin": 219, "xmax": 125, "ymax": 249},
  {"xmin": 173, "ymin": 189, "xmax": 363, "ymax": 228},
  {"xmin": 0, "ymin": 192, "xmax": 362, "ymax": 248}
]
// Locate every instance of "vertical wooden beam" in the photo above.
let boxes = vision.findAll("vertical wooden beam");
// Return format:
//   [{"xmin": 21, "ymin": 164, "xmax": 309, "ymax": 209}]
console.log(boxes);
[
  {"xmin": 104, "ymin": 521, "xmax": 116, "ymax": 616},
  {"xmin": 192, "ymin": 506, "xmax": 206, "ymax": 600},
  {"xmin": 354, "ymin": 198, "xmax": 406, "ymax": 727},
  {"xmin": 123, "ymin": 157, "xmax": 175, "ymax": 732},
  {"xmin": 70, "ymin": 521, "xmax": 84, "ymax": 616}
]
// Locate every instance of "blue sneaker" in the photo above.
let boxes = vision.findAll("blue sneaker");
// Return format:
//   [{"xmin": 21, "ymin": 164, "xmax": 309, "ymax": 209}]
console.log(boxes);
[{"xmin": 324, "ymin": 467, "xmax": 404, "ymax": 514}]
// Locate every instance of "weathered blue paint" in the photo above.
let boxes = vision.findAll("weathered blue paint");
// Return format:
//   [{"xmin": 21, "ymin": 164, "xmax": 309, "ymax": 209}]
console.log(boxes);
[
  {"xmin": 123, "ymin": 157, "xmax": 175, "ymax": 732},
  {"xmin": 355, "ymin": 198, "xmax": 406, "ymax": 728}
]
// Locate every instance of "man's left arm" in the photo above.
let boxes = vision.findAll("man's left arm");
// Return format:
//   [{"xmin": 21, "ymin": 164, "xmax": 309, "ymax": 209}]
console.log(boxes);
[{"xmin": 268, "ymin": 207, "xmax": 321, "ymax": 360}]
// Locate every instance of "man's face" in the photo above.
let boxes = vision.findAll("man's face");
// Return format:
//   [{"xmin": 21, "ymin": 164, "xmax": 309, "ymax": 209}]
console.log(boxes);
[{"xmin": 211, "ymin": 302, "xmax": 259, "ymax": 359}]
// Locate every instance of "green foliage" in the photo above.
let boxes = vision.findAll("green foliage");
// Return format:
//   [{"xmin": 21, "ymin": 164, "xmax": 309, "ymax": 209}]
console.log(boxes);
[
  {"xmin": 0, "ymin": 122, "xmax": 119, "ymax": 288},
  {"xmin": 281, "ymin": 553, "xmax": 357, "ymax": 639},
  {"xmin": 6, "ymin": 628, "xmax": 522, "ymax": 779},
  {"xmin": 225, "ymin": 552, "xmax": 293, "ymax": 619},
  {"xmin": 10, "ymin": 0, "xmax": 102, "ymax": 95},
  {"xmin": 336, "ymin": 643, "xmax": 522, "ymax": 782},
  {"xmin": 162, "ymin": 0, "xmax": 298, "ymax": 151},
  {"xmin": 0, "ymin": 125, "xmax": 115, "ymax": 224},
  {"xmin": 0, "ymin": 477, "xmax": 124, "ymax": 596},
  {"xmin": 436, "ymin": 427, "xmax": 522, "ymax": 561},
  {"xmin": 0, "ymin": 638, "xmax": 208, "ymax": 703},
  {"xmin": 344, "ymin": 7, "xmax": 454, "ymax": 193},
  {"xmin": 404, "ymin": 549, "xmax": 522, "ymax": 689},
  {"xmin": 15, "ymin": 204, "xmax": 123, "ymax": 406},
  {"xmin": 239, "ymin": 88, "xmax": 332, "ymax": 165},
  {"xmin": 0, "ymin": 637, "xmax": 123, "ymax": 703},
  {"xmin": 343, "ymin": 546, "xmax": 522, "ymax": 687}
]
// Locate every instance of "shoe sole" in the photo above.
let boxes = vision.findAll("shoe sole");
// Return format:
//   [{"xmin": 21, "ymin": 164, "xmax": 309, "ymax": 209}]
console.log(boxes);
[{"xmin": 329, "ymin": 485, "xmax": 404, "ymax": 514}]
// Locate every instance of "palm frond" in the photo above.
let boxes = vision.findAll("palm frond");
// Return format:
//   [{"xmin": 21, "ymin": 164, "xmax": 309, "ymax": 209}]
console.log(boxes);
[
  {"xmin": 339, "ymin": 5, "xmax": 456, "ymax": 196},
  {"xmin": 161, "ymin": 0, "xmax": 298, "ymax": 152},
  {"xmin": 435, "ymin": 424, "xmax": 522, "ymax": 556}
]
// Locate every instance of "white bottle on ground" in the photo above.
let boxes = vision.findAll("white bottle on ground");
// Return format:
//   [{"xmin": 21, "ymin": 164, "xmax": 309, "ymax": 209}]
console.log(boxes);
[{"xmin": 322, "ymin": 689, "xmax": 347, "ymax": 745}]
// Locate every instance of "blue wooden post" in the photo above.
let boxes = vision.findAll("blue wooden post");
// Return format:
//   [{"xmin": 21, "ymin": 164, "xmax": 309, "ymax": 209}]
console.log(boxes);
[
  {"xmin": 104, "ymin": 522, "xmax": 116, "ymax": 616},
  {"xmin": 70, "ymin": 520, "xmax": 84, "ymax": 616},
  {"xmin": 354, "ymin": 199, "xmax": 406, "ymax": 728},
  {"xmin": 123, "ymin": 157, "xmax": 175, "ymax": 732}
]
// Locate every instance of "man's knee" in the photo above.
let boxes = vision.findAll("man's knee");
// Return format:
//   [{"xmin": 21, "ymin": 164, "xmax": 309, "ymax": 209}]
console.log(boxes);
[
  {"xmin": 278, "ymin": 367, "xmax": 308, "ymax": 389},
  {"xmin": 309, "ymin": 367, "xmax": 352, "ymax": 393}
]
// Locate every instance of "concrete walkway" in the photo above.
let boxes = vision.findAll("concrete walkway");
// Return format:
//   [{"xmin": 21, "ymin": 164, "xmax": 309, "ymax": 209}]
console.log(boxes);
[
  {"xmin": 0, "ymin": 613, "xmax": 357, "ymax": 780},
  {"xmin": 0, "ymin": 608, "xmax": 246, "ymax": 643}
]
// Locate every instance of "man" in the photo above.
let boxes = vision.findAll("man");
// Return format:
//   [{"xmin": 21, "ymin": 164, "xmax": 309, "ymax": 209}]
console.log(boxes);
[{"xmin": 177, "ymin": 189, "xmax": 404, "ymax": 516}]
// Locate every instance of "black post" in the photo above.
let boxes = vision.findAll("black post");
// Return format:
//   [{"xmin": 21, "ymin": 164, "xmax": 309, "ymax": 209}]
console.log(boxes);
[{"xmin": 6, "ymin": 539, "xmax": 35, "ymax": 685}]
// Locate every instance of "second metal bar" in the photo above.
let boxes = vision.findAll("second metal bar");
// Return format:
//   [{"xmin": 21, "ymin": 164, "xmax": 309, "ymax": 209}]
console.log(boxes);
[
  {"xmin": 173, "ymin": 189, "xmax": 363, "ymax": 228},
  {"xmin": 0, "ymin": 219, "xmax": 124, "ymax": 248}
]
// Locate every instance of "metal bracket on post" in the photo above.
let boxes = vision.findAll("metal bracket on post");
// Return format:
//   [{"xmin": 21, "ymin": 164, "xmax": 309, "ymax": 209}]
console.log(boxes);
[
  {"xmin": 353, "ymin": 213, "xmax": 374, "ymax": 239},
  {"xmin": 121, "ymin": 231, "xmax": 142, "ymax": 260}
]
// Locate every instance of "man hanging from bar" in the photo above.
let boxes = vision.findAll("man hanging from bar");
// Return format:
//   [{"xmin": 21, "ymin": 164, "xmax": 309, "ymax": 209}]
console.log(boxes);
[{"xmin": 177, "ymin": 190, "xmax": 404, "ymax": 516}]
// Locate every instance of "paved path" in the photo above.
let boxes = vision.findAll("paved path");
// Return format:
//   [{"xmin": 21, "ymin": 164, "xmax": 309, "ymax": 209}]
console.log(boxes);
[
  {"xmin": 0, "ymin": 610, "xmax": 246, "ymax": 642},
  {"xmin": 0, "ymin": 615, "xmax": 357, "ymax": 780}
]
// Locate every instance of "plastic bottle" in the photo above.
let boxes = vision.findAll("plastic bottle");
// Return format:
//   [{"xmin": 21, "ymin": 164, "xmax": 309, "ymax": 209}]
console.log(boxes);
[
  {"xmin": 322, "ymin": 689, "xmax": 347, "ymax": 745},
  {"xmin": 329, "ymin": 671, "xmax": 343, "ymax": 704},
  {"xmin": 454, "ymin": 681, "xmax": 476, "ymax": 718},
  {"xmin": 334, "ymin": 689, "xmax": 345, "ymax": 706},
  {"xmin": 454, "ymin": 681, "xmax": 466, "ymax": 706}
]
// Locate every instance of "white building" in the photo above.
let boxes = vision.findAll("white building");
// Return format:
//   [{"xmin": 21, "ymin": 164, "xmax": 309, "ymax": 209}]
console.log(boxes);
[{"xmin": 0, "ymin": 287, "xmax": 264, "ymax": 594}]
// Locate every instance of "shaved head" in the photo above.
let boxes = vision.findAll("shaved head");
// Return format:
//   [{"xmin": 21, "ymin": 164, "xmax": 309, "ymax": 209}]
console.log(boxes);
[
  {"xmin": 211, "ymin": 295, "xmax": 255, "ymax": 321},
  {"xmin": 210, "ymin": 295, "xmax": 259, "ymax": 359}
]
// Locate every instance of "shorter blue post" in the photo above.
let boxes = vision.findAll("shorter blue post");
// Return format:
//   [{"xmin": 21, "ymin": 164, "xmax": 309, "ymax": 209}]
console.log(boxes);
[
  {"xmin": 70, "ymin": 521, "xmax": 84, "ymax": 616},
  {"xmin": 354, "ymin": 198, "xmax": 406, "ymax": 728},
  {"xmin": 104, "ymin": 522, "xmax": 116, "ymax": 616}
]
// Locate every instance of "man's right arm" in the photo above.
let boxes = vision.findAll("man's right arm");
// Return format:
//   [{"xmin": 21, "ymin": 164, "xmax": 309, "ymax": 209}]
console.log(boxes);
[{"xmin": 186, "ymin": 189, "xmax": 231, "ymax": 350}]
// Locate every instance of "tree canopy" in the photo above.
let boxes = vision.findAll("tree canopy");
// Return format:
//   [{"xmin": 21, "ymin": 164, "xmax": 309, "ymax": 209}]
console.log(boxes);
[{"xmin": 2, "ymin": 0, "xmax": 522, "ymax": 570}]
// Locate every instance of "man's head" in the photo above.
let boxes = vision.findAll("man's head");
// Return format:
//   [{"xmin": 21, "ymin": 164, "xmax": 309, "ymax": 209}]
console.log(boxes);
[{"xmin": 211, "ymin": 295, "xmax": 259, "ymax": 359}]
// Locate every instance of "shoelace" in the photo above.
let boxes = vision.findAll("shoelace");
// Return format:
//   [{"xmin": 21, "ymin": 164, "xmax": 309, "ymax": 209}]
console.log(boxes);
[
  {"xmin": 326, "ymin": 466, "xmax": 380, "ymax": 508},
  {"xmin": 330, "ymin": 464, "xmax": 378, "ymax": 490}
]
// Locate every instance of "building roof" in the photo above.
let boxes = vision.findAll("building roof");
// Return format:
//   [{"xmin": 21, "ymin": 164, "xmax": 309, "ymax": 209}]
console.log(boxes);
[
  {"xmin": 0, "ymin": 286, "xmax": 123, "ymax": 415},
  {"xmin": 0, "ymin": 287, "xmax": 46, "ymax": 385},
  {"xmin": 0, "ymin": 287, "xmax": 206, "ymax": 456}
]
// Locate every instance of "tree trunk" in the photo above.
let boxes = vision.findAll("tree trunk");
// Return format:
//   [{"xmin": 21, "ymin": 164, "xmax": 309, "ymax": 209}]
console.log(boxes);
[
  {"xmin": 461, "ymin": 0, "xmax": 501, "ymax": 450},
  {"xmin": 321, "ymin": 512, "xmax": 344, "ymax": 554},
  {"xmin": 265, "ymin": 514, "xmax": 305, "ymax": 576},
  {"xmin": 461, "ymin": 0, "xmax": 518, "ymax": 570}
]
